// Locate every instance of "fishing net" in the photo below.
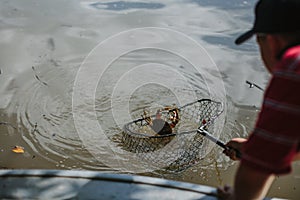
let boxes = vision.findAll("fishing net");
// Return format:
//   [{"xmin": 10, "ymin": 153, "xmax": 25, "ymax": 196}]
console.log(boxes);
[{"xmin": 122, "ymin": 99, "xmax": 224, "ymax": 171}]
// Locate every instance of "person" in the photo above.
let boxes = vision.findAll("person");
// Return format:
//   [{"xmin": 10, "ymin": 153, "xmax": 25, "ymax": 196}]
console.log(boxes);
[{"xmin": 218, "ymin": 0, "xmax": 300, "ymax": 199}]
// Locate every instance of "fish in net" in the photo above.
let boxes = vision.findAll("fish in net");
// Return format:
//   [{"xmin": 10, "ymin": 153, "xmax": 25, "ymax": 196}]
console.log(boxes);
[{"xmin": 121, "ymin": 99, "xmax": 224, "ymax": 172}]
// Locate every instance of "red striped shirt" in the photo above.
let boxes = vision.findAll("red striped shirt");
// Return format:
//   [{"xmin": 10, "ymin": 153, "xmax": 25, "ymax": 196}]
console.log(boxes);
[{"xmin": 241, "ymin": 45, "xmax": 300, "ymax": 174}]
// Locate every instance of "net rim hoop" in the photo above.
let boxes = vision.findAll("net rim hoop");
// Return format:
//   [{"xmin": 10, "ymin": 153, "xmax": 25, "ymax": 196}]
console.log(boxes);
[{"xmin": 122, "ymin": 98, "xmax": 223, "ymax": 139}]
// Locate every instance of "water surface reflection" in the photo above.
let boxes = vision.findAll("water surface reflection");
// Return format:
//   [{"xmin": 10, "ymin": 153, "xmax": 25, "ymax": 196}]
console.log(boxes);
[{"xmin": 0, "ymin": 0, "xmax": 298, "ymax": 198}]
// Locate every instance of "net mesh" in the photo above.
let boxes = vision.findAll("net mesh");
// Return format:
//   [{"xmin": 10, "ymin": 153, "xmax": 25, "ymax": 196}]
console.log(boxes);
[{"xmin": 122, "ymin": 99, "xmax": 223, "ymax": 171}]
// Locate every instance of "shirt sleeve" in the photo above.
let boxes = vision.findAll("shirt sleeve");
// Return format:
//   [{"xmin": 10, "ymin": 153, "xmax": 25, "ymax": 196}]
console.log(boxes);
[{"xmin": 241, "ymin": 70, "xmax": 300, "ymax": 174}]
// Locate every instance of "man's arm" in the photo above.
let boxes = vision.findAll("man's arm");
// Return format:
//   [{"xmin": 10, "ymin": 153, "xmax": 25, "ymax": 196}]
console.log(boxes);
[
  {"xmin": 224, "ymin": 138, "xmax": 300, "ymax": 161},
  {"xmin": 233, "ymin": 163, "xmax": 275, "ymax": 200},
  {"xmin": 293, "ymin": 154, "xmax": 300, "ymax": 161}
]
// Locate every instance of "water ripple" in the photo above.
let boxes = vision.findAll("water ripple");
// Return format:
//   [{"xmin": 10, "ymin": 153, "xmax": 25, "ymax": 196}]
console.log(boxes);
[{"xmin": 90, "ymin": 1, "xmax": 165, "ymax": 11}]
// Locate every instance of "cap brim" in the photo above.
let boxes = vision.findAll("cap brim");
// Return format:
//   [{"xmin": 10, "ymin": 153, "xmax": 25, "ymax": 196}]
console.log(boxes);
[{"xmin": 235, "ymin": 30, "xmax": 255, "ymax": 45}]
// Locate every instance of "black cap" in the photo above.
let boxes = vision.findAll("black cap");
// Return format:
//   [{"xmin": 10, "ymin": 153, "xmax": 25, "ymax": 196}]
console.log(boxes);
[{"xmin": 235, "ymin": 0, "xmax": 300, "ymax": 45}]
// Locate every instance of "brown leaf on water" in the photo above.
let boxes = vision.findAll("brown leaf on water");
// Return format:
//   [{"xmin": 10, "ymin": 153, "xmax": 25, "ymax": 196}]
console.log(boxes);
[{"xmin": 12, "ymin": 146, "xmax": 24, "ymax": 154}]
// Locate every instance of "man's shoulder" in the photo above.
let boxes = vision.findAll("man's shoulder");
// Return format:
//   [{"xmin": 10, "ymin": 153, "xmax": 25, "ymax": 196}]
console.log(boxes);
[
  {"xmin": 281, "ymin": 45, "xmax": 300, "ymax": 68},
  {"xmin": 275, "ymin": 45, "xmax": 300, "ymax": 75},
  {"xmin": 284, "ymin": 44, "xmax": 300, "ymax": 58},
  {"xmin": 267, "ymin": 45, "xmax": 300, "ymax": 103}
]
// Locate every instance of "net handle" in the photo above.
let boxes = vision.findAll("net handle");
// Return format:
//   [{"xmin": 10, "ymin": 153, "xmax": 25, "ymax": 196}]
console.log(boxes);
[
  {"xmin": 195, "ymin": 102, "xmax": 241, "ymax": 159},
  {"xmin": 197, "ymin": 127, "xmax": 242, "ymax": 159}
]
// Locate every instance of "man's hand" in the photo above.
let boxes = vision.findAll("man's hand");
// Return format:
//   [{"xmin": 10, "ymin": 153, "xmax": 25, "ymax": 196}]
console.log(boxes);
[
  {"xmin": 217, "ymin": 185, "xmax": 234, "ymax": 200},
  {"xmin": 223, "ymin": 138, "xmax": 247, "ymax": 160},
  {"xmin": 293, "ymin": 152, "xmax": 300, "ymax": 161}
]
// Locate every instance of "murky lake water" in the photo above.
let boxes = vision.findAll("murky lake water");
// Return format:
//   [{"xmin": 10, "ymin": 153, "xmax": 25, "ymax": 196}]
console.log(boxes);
[{"xmin": 0, "ymin": 0, "xmax": 299, "ymax": 198}]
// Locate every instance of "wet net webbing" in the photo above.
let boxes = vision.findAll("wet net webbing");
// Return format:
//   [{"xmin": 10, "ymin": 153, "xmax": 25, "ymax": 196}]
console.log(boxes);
[{"xmin": 122, "ymin": 99, "xmax": 224, "ymax": 171}]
